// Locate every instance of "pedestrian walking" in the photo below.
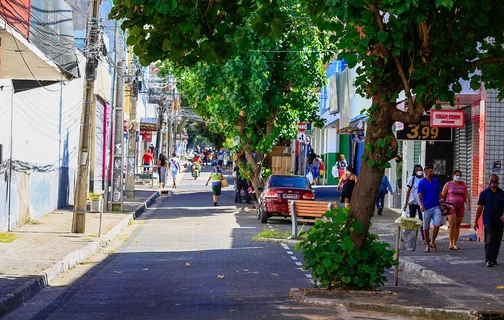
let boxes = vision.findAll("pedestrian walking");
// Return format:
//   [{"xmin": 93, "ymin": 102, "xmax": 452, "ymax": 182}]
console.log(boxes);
[
  {"xmin": 306, "ymin": 149, "xmax": 317, "ymax": 174},
  {"xmin": 403, "ymin": 165, "xmax": 425, "ymax": 243},
  {"xmin": 157, "ymin": 153, "xmax": 167, "ymax": 188},
  {"xmin": 339, "ymin": 165, "xmax": 357, "ymax": 209},
  {"xmin": 474, "ymin": 174, "xmax": 504, "ymax": 267},
  {"xmin": 217, "ymin": 148, "xmax": 225, "ymax": 169},
  {"xmin": 142, "ymin": 149, "xmax": 154, "ymax": 173},
  {"xmin": 206, "ymin": 166, "xmax": 224, "ymax": 206},
  {"xmin": 336, "ymin": 154, "xmax": 348, "ymax": 179},
  {"xmin": 234, "ymin": 161, "xmax": 251, "ymax": 203},
  {"xmin": 169, "ymin": 153, "xmax": 180, "ymax": 189},
  {"xmin": 441, "ymin": 170, "xmax": 470, "ymax": 250},
  {"xmin": 376, "ymin": 175, "xmax": 393, "ymax": 215},
  {"xmin": 310, "ymin": 155, "xmax": 321, "ymax": 185},
  {"xmin": 418, "ymin": 166, "xmax": 442, "ymax": 253}
]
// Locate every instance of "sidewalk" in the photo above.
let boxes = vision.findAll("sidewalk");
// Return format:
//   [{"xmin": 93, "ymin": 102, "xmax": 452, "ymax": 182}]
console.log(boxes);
[
  {"xmin": 0, "ymin": 190, "xmax": 160, "ymax": 316},
  {"xmin": 291, "ymin": 207, "xmax": 504, "ymax": 319}
]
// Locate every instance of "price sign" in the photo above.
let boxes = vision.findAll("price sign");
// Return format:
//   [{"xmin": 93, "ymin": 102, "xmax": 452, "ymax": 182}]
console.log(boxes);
[{"xmin": 397, "ymin": 115, "xmax": 452, "ymax": 141}]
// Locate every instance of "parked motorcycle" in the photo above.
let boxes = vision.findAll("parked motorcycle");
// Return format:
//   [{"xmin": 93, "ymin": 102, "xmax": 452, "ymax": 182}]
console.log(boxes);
[{"xmin": 192, "ymin": 163, "xmax": 201, "ymax": 180}]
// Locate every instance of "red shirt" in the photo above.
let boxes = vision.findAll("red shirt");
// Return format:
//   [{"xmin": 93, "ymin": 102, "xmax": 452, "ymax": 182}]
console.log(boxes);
[{"xmin": 142, "ymin": 152, "xmax": 153, "ymax": 164}]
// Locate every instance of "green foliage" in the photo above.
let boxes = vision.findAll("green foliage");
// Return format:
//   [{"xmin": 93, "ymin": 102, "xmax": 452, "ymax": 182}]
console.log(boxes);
[
  {"xmin": 295, "ymin": 208, "xmax": 397, "ymax": 290},
  {"xmin": 260, "ymin": 167, "xmax": 272, "ymax": 183},
  {"xmin": 151, "ymin": 3, "xmax": 332, "ymax": 186}
]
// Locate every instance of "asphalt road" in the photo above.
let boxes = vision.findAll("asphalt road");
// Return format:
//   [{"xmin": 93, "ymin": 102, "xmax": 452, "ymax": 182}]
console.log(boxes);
[{"xmin": 4, "ymin": 169, "xmax": 424, "ymax": 320}]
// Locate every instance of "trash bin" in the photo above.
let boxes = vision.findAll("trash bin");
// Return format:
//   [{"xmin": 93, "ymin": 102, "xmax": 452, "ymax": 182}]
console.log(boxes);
[{"xmin": 395, "ymin": 217, "xmax": 422, "ymax": 251}]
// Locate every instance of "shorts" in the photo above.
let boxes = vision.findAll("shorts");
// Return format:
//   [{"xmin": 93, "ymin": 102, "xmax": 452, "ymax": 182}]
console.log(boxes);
[
  {"xmin": 171, "ymin": 170, "xmax": 178, "ymax": 179},
  {"xmin": 423, "ymin": 206, "xmax": 442, "ymax": 230},
  {"xmin": 212, "ymin": 185, "xmax": 222, "ymax": 196},
  {"xmin": 312, "ymin": 167, "xmax": 319, "ymax": 179}
]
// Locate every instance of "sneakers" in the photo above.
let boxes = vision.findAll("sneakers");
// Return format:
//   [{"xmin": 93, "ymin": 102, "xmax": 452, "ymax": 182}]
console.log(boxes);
[
  {"xmin": 214, "ymin": 202, "xmax": 218, "ymax": 206},
  {"xmin": 486, "ymin": 261, "xmax": 493, "ymax": 268}
]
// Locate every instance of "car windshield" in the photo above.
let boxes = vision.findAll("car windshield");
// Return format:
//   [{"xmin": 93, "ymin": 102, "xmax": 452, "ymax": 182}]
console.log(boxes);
[{"xmin": 269, "ymin": 176, "xmax": 310, "ymax": 189}]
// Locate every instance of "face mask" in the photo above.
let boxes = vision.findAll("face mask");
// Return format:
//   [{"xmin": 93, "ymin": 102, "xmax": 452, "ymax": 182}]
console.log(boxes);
[
  {"xmin": 416, "ymin": 171, "xmax": 423, "ymax": 177},
  {"xmin": 454, "ymin": 176, "xmax": 462, "ymax": 182}
]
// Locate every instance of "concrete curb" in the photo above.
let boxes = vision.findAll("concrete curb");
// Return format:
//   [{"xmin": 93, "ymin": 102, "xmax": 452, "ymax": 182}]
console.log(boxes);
[
  {"xmin": 255, "ymin": 237, "xmax": 302, "ymax": 245},
  {"xmin": 289, "ymin": 288, "xmax": 476, "ymax": 320},
  {"xmin": 0, "ymin": 191, "xmax": 160, "ymax": 317},
  {"xmin": 255, "ymin": 237, "xmax": 457, "ymax": 286},
  {"xmin": 398, "ymin": 258, "xmax": 455, "ymax": 284}
]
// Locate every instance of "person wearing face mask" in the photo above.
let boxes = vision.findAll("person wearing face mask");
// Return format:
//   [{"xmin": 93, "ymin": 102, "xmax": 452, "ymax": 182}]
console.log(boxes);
[
  {"xmin": 474, "ymin": 174, "xmax": 504, "ymax": 268},
  {"xmin": 418, "ymin": 166, "xmax": 442, "ymax": 252},
  {"xmin": 441, "ymin": 170, "xmax": 470, "ymax": 250},
  {"xmin": 403, "ymin": 165, "xmax": 426, "ymax": 244}
]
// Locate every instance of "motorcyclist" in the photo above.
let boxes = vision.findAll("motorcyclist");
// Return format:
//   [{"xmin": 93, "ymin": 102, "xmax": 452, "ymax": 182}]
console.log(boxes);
[{"xmin": 192, "ymin": 154, "xmax": 201, "ymax": 175}]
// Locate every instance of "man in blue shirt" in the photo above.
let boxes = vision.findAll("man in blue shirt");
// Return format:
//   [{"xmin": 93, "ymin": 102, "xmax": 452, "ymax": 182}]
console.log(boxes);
[
  {"xmin": 418, "ymin": 166, "xmax": 442, "ymax": 253},
  {"xmin": 475, "ymin": 174, "xmax": 504, "ymax": 267}
]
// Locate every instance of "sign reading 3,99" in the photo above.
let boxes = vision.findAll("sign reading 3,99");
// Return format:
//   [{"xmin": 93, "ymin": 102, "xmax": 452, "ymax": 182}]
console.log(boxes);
[{"xmin": 396, "ymin": 115, "xmax": 452, "ymax": 141}]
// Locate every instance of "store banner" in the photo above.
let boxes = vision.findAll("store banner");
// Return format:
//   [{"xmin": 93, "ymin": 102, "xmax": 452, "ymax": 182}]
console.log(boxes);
[
  {"xmin": 329, "ymin": 74, "xmax": 338, "ymax": 114},
  {"xmin": 396, "ymin": 115, "xmax": 452, "ymax": 141},
  {"xmin": 430, "ymin": 110, "xmax": 465, "ymax": 128},
  {"xmin": 338, "ymin": 69, "xmax": 350, "ymax": 129}
]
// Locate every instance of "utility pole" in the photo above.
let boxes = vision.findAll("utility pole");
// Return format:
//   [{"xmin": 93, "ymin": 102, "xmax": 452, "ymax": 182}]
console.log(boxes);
[
  {"xmin": 111, "ymin": 60, "xmax": 125, "ymax": 211},
  {"xmin": 155, "ymin": 99, "xmax": 164, "ymax": 159},
  {"xmin": 72, "ymin": 0, "xmax": 101, "ymax": 233},
  {"xmin": 126, "ymin": 69, "xmax": 139, "ymax": 199}
]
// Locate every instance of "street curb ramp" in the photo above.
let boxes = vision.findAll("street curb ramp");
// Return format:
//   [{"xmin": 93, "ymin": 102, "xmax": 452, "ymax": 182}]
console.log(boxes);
[
  {"xmin": 289, "ymin": 288, "xmax": 477, "ymax": 320},
  {"xmin": 0, "ymin": 191, "xmax": 160, "ymax": 317}
]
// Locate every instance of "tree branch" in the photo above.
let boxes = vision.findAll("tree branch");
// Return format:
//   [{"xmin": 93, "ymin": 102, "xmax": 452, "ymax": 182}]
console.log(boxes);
[
  {"xmin": 465, "ymin": 57, "xmax": 504, "ymax": 71},
  {"xmin": 391, "ymin": 105, "xmax": 423, "ymax": 124},
  {"xmin": 366, "ymin": 0, "xmax": 415, "ymax": 113}
]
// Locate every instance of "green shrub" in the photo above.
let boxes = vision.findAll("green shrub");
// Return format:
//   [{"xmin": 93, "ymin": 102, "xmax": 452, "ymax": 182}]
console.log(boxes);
[{"xmin": 294, "ymin": 207, "xmax": 397, "ymax": 290}]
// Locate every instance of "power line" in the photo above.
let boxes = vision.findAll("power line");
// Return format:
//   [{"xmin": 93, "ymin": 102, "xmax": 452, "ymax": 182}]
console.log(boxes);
[{"xmin": 14, "ymin": 109, "xmax": 61, "ymax": 141}]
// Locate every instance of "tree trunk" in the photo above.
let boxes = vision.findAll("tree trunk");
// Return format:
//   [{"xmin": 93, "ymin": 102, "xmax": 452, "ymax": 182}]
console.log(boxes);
[
  {"xmin": 349, "ymin": 98, "xmax": 396, "ymax": 250},
  {"xmin": 243, "ymin": 149, "xmax": 264, "ymax": 199}
]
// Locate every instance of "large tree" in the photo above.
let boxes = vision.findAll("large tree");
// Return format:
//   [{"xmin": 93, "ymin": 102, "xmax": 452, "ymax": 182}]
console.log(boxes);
[
  {"xmin": 111, "ymin": 0, "xmax": 504, "ymax": 248},
  {"xmin": 156, "ymin": 20, "xmax": 330, "ymax": 193}
]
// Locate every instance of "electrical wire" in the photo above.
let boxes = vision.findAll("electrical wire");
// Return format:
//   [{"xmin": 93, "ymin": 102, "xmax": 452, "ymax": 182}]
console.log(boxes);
[{"xmin": 14, "ymin": 109, "xmax": 61, "ymax": 141}]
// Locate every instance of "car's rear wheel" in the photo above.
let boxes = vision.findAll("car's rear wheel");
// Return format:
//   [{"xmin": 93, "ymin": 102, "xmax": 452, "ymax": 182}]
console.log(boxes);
[{"xmin": 260, "ymin": 208, "xmax": 269, "ymax": 223}]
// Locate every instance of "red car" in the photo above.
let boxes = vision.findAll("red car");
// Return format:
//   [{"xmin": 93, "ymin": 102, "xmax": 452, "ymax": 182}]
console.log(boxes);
[{"xmin": 257, "ymin": 175, "xmax": 315, "ymax": 223}]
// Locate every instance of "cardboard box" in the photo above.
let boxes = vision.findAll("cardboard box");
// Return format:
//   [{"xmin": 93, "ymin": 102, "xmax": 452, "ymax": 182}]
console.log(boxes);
[{"xmin": 270, "ymin": 146, "xmax": 284, "ymax": 157}]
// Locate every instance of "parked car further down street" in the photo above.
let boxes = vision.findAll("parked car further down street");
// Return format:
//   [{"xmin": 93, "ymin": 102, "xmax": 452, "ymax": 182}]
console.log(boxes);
[{"xmin": 257, "ymin": 175, "xmax": 315, "ymax": 223}]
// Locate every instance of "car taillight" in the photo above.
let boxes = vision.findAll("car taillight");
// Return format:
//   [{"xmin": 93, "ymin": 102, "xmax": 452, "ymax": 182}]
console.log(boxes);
[
  {"xmin": 302, "ymin": 192, "xmax": 315, "ymax": 200},
  {"xmin": 265, "ymin": 191, "xmax": 279, "ymax": 199}
]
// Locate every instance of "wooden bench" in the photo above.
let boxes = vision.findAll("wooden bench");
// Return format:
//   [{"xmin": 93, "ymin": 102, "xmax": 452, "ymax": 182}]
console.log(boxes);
[{"xmin": 288, "ymin": 200, "xmax": 338, "ymax": 237}]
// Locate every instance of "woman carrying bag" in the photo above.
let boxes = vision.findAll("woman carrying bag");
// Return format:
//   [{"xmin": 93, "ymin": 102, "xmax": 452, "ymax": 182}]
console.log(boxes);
[{"xmin": 206, "ymin": 166, "xmax": 225, "ymax": 206}]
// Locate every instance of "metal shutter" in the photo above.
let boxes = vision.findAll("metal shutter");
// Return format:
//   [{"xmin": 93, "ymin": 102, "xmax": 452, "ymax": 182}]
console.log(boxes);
[{"xmin": 414, "ymin": 141, "xmax": 422, "ymax": 165}]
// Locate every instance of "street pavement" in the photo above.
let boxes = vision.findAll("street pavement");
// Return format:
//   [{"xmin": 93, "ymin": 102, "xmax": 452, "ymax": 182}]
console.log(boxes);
[
  {"xmin": 0, "ymin": 190, "xmax": 159, "ymax": 317},
  {"xmin": 3, "ymin": 168, "xmax": 428, "ymax": 320}
]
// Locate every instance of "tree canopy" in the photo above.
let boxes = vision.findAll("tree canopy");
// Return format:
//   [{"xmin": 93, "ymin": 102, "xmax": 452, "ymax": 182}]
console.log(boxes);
[
  {"xmin": 155, "ymin": 7, "xmax": 332, "ymax": 189},
  {"xmin": 111, "ymin": 0, "xmax": 504, "ymax": 248}
]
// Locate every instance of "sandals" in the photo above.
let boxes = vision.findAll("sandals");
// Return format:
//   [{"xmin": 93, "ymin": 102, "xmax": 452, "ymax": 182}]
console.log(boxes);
[
  {"xmin": 430, "ymin": 243, "xmax": 438, "ymax": 251},
  {"xmin": 453, "ymin": 245, "xmax": 459, "ymax": 250}
]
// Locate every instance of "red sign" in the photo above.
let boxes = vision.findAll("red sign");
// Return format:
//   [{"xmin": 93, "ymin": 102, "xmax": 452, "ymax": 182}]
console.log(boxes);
[
  {"xmin": 430, "ymin": 110, "xmax": 465, "ymax": 128},
  {"xmin": 141, "ymin": 131, "xmax": 152, "ymax": 142},
  {"xmin": 123, "ymin": 120, "xmax": 128, "ymax": 133},
  {"xmin": 297, "ymin": 122, "xmax": 307, "ymax": 132}
]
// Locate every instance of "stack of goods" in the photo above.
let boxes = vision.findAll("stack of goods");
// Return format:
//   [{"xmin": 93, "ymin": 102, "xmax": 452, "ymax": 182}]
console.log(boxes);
[{"xmin": 271, "ymin": 156, "xmax": 292, "ymax": 175}]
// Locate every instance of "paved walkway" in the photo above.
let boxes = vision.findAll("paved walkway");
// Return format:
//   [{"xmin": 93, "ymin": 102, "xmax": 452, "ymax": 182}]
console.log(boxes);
[
  {"xmin": 3, "ymin": 170, "xmax": 424, "ymax": 320},
  {"xmin": 0, "ymin": 190, "xmax": 159, "ymax": 316},
  {"xmin": 265, "ymin": 191, "xmax": 504, "ymax": 317}
]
